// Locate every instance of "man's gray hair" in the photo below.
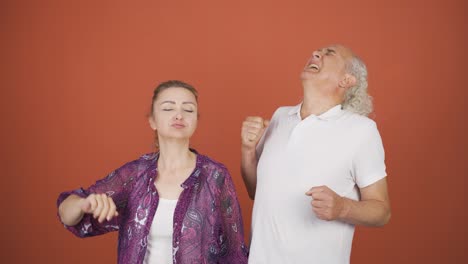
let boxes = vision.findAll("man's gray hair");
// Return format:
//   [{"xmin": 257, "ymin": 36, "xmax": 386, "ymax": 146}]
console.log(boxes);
[{"xmin": 342, "ymin": 55, "xmax": 373, "ymax": 116}]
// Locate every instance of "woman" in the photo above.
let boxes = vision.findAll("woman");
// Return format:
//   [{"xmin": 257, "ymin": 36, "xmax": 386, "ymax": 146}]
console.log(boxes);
[{"xmin": 57, "ymin": 80, "xmax": 248, "ymax": 264}]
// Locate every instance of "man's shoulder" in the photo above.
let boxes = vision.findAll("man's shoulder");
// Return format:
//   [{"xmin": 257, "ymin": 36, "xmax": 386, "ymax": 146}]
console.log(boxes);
[
  {"xmin": 276, "ymin": 105, "xmax": 296, "ymax": 112},
  {"xmin": 342, "ymin": 110, "xmax": 377, "ymax": 128},
  {"xmin": 339, "ymin": 111, "xmax": 382, "ymax": 141},
  {"xmin": 272, "ymin": 105, "xmax": 299, "ymax": 118}
]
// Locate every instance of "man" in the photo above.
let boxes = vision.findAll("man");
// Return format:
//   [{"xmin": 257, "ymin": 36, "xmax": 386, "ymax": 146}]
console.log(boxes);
[{"xmin": 241, "ymin": 45, "xmax": 391, "ymax": 263}]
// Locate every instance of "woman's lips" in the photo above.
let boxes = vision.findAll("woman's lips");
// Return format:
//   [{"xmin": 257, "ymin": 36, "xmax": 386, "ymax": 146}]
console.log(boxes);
[{"xmin": 172, "ymin": 123, "xmax": 186, "ymax": 129}]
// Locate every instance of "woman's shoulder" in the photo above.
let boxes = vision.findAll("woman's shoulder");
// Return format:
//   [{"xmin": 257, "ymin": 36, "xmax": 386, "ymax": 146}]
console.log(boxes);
[
  {"xmin": 119, "ymin": 152, "xmax": 157, "ymax": 168},
  {"xmin": 138, "ymin": 152, "xmax": 158, "ymax": 162},
  {"xmin": 196, "ymin": 152, "xmax": 228, "ymax": 173},
  {"xmin": 115, "ymin": 152, "xmax": 157, "ymax": 177},
  {"xmin": 195, "ymin": 153, "xmax": 233, "ymax": 194}
]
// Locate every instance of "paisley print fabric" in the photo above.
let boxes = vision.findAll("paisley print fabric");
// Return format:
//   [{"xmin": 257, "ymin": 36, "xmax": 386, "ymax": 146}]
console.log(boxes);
[{"xmin": 57, "ymin": 151, "xmax": 248, "ymax": 263}]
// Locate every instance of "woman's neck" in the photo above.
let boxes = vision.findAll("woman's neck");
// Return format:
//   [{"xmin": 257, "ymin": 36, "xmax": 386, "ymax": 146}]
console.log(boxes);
[{"xmin": 157, "ymin": 140, "xmax": 195, "ymax": 171}]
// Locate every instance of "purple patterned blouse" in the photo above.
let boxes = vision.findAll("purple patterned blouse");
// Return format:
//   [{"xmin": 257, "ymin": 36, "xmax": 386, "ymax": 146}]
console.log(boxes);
[{"xmin": 57, "ymin": 151, "xmax": 249, "ymax": 264}]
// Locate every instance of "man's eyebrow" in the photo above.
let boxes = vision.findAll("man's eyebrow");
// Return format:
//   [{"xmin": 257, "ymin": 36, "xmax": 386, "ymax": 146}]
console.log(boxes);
[{"xmin": 326, "ymin": 48, "xmax": 336, "ymax": 54}]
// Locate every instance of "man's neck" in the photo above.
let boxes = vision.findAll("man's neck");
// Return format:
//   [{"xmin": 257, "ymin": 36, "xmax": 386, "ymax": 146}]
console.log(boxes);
[{"xmin": 301, "ymin": 84, "xmax": 342, "ymax": 119}]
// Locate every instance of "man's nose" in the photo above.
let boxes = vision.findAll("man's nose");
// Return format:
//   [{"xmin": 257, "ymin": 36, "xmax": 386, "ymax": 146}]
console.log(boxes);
[{"xmin": 313, "ymin": 50, "xmax": 321, "ymax": 59}]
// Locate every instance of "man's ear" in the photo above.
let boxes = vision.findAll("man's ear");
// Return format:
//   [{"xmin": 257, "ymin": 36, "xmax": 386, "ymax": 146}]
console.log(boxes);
[
  {"xmin": 339, "ymin": 74, "xmax": 357, "ymax": 90},
  {"xmin": 148, "ymin": 116, "xmax": 157, "ymax": 130}
]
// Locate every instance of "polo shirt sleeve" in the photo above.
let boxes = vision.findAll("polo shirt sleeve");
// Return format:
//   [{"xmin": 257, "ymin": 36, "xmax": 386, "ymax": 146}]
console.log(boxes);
[{"xmin": 352, "ymin": 122, "xmax": 387, "ymax": 188}]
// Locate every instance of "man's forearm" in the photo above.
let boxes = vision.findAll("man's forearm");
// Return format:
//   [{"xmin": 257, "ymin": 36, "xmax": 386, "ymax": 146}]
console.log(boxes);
[
  {"xmin": 339, "ymin": 198, "xmax": 391, "ymax": 227},
  {"xmin": 241, "ymin": 148, "xmax": 258, "ymax": 200}
]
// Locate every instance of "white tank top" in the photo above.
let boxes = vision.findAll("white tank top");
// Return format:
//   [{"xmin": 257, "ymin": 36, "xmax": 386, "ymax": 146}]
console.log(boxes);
[{"xmin": 143, "ymin": 198, "xmax": 178, "ymax": 264}]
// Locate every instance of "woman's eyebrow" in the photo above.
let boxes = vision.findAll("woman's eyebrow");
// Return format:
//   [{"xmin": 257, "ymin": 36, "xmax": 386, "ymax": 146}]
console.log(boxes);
[{"xmin": 160, "ymin": 101, "xmax": 196, "ymax": 106}]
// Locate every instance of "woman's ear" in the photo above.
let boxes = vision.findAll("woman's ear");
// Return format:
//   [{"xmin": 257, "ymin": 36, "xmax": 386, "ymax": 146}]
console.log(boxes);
[{"xmin": 148, "ymin": 116, "xmax": 157, "ymax": 130}]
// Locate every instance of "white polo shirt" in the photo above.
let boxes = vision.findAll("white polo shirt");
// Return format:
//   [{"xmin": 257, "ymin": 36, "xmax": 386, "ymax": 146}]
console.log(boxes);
[{"xmin": 249, "ymin": 104, "xmax": 386, "ymax": 264}]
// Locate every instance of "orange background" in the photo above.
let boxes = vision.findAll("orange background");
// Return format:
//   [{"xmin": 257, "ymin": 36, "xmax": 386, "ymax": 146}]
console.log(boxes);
[{"xmin": 1, "ymin": 0, "xmax": 467, "ymax": 263}]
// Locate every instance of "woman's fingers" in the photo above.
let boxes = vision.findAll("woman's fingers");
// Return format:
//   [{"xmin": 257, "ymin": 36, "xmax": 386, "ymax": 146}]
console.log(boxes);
[
  {"xmin": 97, "ymin": 194, "xmax": 110, "ymax": 223},
  {"xmin": 106, "ymin": 196, "xmax": 118, "ymax": 221},
  {"xmin": 81, "ymin": 194, "xmax": 96, "ymax": 214},
  {"xmin": 82, "ymin": 193, "xmax": 118, "ymax": 222}
]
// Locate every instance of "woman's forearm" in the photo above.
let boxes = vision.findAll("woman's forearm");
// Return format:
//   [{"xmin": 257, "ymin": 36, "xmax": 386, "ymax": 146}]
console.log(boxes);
[{"xmin": 58, "ymin": 194, "xmax": 85, "ymax": 226}]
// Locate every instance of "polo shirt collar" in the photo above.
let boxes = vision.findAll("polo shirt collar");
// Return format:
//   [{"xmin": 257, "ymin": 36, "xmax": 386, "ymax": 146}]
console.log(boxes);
[{"xmin": 288, "ymin": 103, "xmax": 344, "ymax": 121}]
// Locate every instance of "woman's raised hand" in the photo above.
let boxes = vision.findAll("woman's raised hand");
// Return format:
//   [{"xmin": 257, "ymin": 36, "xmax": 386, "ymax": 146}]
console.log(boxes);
[{"xmin": 81, "ymin": 193, "xmax": 119, "ymax": 223}]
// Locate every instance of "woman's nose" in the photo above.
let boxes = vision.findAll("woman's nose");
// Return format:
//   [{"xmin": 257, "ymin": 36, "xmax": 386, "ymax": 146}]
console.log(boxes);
[{"xmin": 175, "ymin": 112, "xmax": 182, "ymax": 120}]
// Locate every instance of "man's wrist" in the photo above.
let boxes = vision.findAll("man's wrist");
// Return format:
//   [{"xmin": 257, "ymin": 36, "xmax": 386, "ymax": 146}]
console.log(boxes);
[
  {"xmin": 241, "ymin": 146, "xmax": 256, "ymax": 156},
  {"xmin": 339, "ymin": 197, "xmax": 351, "ymax": 220}
]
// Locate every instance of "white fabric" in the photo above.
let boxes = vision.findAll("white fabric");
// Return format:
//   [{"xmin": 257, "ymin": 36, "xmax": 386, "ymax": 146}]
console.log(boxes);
[
  {"xmin": 249, "ymin": 104, "xmax": 387, "ymax": 264},
  {"xmin": 143, "ymin": 198, "xmax": 178, "ymax": 264}
]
